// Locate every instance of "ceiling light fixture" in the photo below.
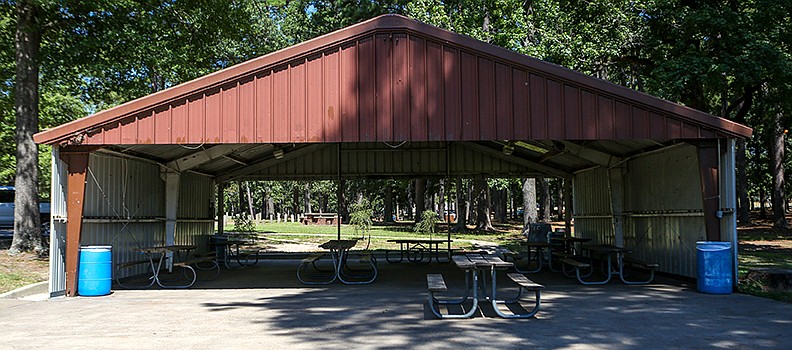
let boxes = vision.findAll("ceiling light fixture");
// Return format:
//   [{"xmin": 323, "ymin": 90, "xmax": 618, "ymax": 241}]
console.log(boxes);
[{"xmin": 502, "ymin": 142, "xmax": 515, "ymax": 156}]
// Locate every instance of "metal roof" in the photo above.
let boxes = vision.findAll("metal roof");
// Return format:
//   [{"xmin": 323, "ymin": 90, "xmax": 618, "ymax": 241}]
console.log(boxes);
[
  {"xmin": 35, "ymin": 14, "xmax": 750, "ymax": 147},
  {"xmin": 34, "ymin": 15, "xmax": 752, "ymax": 181}
]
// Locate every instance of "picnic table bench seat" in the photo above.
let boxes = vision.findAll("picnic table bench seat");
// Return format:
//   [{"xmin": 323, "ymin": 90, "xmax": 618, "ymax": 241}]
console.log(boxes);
[
  {"xmin": 426, "ymin": 273, "xmax": 448, "ymax": 293},
  {"xmin": 622, "ymin": 257, "xmax": 660, "ymax": 269},
  {"xmin": 619, "ymin": 257, "xmax": 659, "ymax": 285},
  {"xmin": 297, "ymin": 252, "xmax": 336, "ymax": 285},
  {"xmin": 497, "ymin": 273, "xmax": 544, "ymax": 318},
  {"xmin": 506, "ymin": 273, "xmax": 544, "ymax": 291},
  {"xmin": 115, "ymin": 259, "xmax": 156, "ymax": 289}
]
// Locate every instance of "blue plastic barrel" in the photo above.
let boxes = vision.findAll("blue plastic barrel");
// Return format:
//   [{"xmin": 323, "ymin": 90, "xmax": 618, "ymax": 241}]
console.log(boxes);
[
  {"xmin": 78, "ymin": 246, "xmax": 112, "ymax": 296},
  {"xmin": 696, "ymin": 241, "xmax": 733, "ymax": 294}
]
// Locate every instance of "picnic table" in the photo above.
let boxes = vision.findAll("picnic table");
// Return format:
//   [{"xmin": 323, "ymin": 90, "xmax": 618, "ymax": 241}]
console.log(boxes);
[
  {"xmin": 427, "ymin": 253, "xmax": 544, "ymax": 319},
  {"xmin": 385, "ymin": 238, "xmax": 451, "ymax": 264},
  {"xmin": 558, "ymin": 244, "xmax": 658, "ymax": 285},
  {"xmin": 301, "ymin": 213, "xmax": 338, "ymax": 225},
  {"xmin": 130, "ymin": 244, "xmax": 207, "ymax": 288},
  {"xmin": 297, "ymin": 239, "xmax": 377, "ymax": 285},
  {"xmin": 503, "ymin": 241, "xmax": 550, "ymax": 273},
  {"xmin": 212, "ymin": 238, "xmax": 260, "ymax": 269}
]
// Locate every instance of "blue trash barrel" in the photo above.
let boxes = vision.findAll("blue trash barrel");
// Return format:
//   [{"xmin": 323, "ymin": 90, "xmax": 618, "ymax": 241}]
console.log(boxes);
[
  {"xmin": 78, "ymin": 245, "xmax": 112, "ymax": 296},
  {"xmin": 696, "ymin": 241, "xmax": 733, "ymax": 294}
]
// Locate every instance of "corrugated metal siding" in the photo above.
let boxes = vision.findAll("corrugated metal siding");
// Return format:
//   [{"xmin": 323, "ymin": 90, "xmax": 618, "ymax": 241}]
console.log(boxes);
[
  {"xmin": 76, "ymin": 32, "xmax": 721, "ymax": 146},
  {"xmin": 77, "ymin": 154, "xmax": 215, "ymax": 278},
  {"xmin": 176, "ymin": 173, "xmax": 215, "ymax": 253},
  {"xmin": 243, "ymin": 142, "xmax": 546, "ymax": 179},
  {"xmin": 84, "ymin": 154, "xmax": 164, "ymax": 218},
  {"xmin": 80, "ymin": 154, "xmax": 165, "ymax": 278},
  {"xmin": 48, "ymin": 147, "xmax": 67, "ymax": 296},
  {"xmin": 622, "ymin": 144, "xmax": 705, "ymax": 277},
  {"xmin": 573, "ymin": 145, "xmax": 708, "ymax": 278},
  {"xmin": 573, "ymin": 167, "xmax": 614, "ymax": 244}
]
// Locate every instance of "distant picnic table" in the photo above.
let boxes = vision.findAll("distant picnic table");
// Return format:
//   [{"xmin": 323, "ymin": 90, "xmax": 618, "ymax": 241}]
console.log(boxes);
[{"xmin": 301, "ymin": 213, "xmax": 338, "ymax": 225}]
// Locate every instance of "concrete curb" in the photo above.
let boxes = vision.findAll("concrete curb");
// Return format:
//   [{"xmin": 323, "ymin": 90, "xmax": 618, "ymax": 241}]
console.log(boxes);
[{"xmin": 0, "ymin": 281, "xmax": 48, "ymax": 300}]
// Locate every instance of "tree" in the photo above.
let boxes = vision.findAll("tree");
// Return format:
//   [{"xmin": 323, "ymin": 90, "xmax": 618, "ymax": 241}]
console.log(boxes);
[
  {"xmin": 473, "ymin": 176, "xmax": 495, "ymax": 231},
  {"xmin": 414, "ymin": 210, "xmax": 440, "ymax": 239},
  {"xmin": 9, "ymin": 0, "xmax": 44, "ymax": 256},
  {"xmin": 770, "ymin": 110, "xmax": 788, "ymax": 229},
  {"xmin": 522, "ymin": 178, "xmax": 538, "ymax": 233}
]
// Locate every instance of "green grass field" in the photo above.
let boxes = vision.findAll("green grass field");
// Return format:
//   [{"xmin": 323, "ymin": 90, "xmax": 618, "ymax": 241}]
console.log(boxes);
[{"xmin": 223, "ymin": 221, "xmax": 523, "ymax": 251}]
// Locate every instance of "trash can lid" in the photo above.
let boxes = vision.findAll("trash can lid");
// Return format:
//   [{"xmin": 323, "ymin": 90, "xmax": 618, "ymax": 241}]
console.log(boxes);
[
  {"xmin": 80, "ymin": 245, "xmax": 112, "ymax": 250},
  {"xmin": 696, "ymin": 241, "xmax": 731, "ymax": 251}
]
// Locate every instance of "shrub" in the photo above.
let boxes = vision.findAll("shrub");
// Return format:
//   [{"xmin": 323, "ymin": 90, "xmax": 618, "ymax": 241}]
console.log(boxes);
[{"xmin": 414, "ymin": 210, "xmax": 440, "ymax": 237}]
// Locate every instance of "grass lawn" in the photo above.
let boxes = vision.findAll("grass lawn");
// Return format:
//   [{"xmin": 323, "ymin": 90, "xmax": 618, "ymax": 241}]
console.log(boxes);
[
  {"xmin": 0, "ymin": 241, "xmax": 49, "ymax": 295},
  {"xmin": 224, "ymin": 220, "xmax": 528, "ymax": 251},
  {"xmin": 736, "ymin": 221, "xmax": 792, "ymax": 302}
]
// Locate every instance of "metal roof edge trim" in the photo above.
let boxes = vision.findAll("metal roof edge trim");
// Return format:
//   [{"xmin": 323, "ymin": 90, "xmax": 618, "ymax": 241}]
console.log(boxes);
[{"xmin": 34, "ymin": 14, "xmax": 752, "ymax": 145}]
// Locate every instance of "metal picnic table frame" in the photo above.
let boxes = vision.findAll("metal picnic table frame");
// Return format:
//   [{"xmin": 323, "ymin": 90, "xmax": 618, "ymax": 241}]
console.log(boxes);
[{"xmin": 385, "ymin": 238, "xmax": 452, "ymax": 264}]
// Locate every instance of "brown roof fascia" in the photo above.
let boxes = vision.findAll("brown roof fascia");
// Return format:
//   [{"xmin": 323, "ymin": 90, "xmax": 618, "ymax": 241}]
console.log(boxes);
[{"xmin": 34, "ymin": 14, "xmax": 752, "ymax": 145}]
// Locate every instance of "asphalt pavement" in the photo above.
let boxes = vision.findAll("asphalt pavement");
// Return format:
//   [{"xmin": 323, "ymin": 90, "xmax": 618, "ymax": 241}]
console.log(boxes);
[{"xmin": 0, "ymin": 258, "xmax": 790, "ymax": 349}]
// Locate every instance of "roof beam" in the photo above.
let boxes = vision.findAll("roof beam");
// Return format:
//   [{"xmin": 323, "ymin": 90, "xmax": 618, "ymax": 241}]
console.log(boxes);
[
  {"xmin": 166, "ymin": 144, "xmax": 259, "ymax": 172},
  {"xmin": 462, "ymin": 143, "xmax": 572, "ymax": 179},
  {"xmin": 557, "ymin": 141, "xmax": 623, "ymax": 168},
  {"xmin": 217, "ymin": 144, "xmax": 327, "ymax": 183}
]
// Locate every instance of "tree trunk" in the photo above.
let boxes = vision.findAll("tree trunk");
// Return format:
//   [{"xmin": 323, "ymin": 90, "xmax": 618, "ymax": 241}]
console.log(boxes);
[
  {"xmin": 736, "ymin": 140, "xmax": 751, "ymax": 224},
  {"xmin": 474, "ymin": 176, "xmax": 495, "ymax": 231},
  {"xmin": 245, "ymin": 182, "xmax": 254, "ymax": 218},
  {"xmin": 384, "ymin": 181, "xmax": 394, "ymax": 222},
  {"xmin": 303, "ymin": 182, "xmax": 311, "ymax": 213},
  {"xmin": 414, "ymin": 179, "xmax": 426, "ymax": 218},
  {"xmin": 760, "ymin": 187, "xmax": 767, "ymax": 220},
  {"xmin": 539, "ymin": 178, "xmax": 551, "ymax": 221},
  {"xmin": 771, "ymin": 111, "xmax": 788, "ymax": 229},
  {"xmin": 452, "ymin": 177, "xmax": 467, "ymax": 232},
  {"xmin": 522, "ymin": 178, "xmax": 538, "ymax": 232},
  {"xmin": 494, "ymin": 188, "xmax": 507, "ymax": 222},
  {"xmin": 292, "ymin": 186, "xmax": 299, "ymax": 218},
  {"xmin": 10, "ymin": 0, "xmax": 44, "ymax": 256}
]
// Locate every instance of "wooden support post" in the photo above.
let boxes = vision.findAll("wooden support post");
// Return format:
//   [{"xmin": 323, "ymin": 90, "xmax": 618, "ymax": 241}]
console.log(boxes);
[
  {"xmin": 61, "ymin": 151, "xmax": 89, "ymax": 297},
  {"xmin": 697, "ymin": 141, "xmax": 722, "ymax": 241}
]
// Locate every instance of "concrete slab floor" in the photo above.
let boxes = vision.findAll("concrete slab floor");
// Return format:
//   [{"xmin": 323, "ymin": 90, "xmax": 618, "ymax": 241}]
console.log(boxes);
[{"xmin": 0, "ymin": 259, "xmax": 789, "ymax": 349}]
